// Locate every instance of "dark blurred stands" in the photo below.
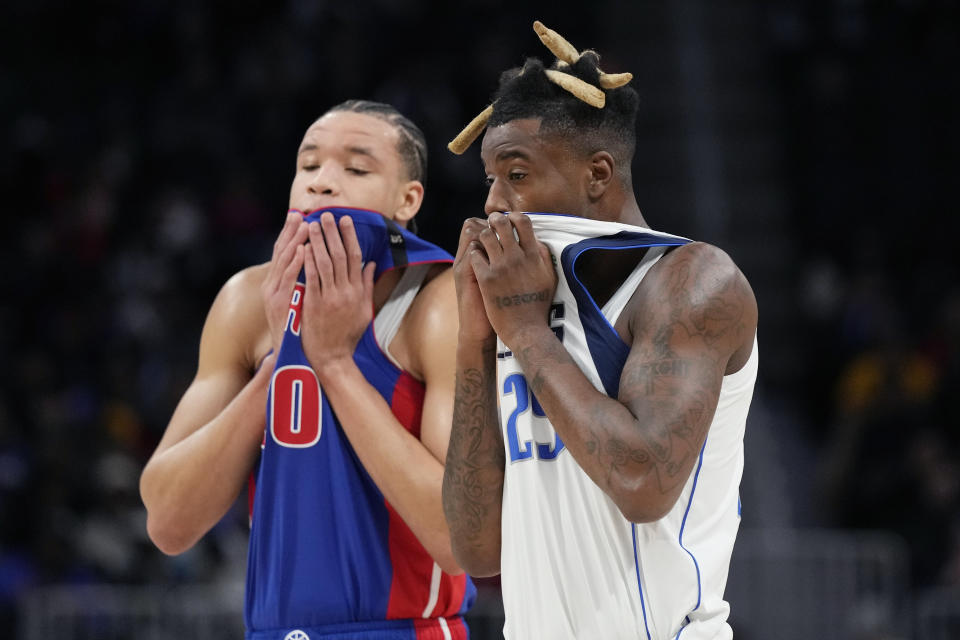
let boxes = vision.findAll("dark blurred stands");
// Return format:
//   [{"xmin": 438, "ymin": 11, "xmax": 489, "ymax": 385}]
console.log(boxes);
[{"xmin": 0, "ymin": 1, "xmax": 957, "ymax": 637}]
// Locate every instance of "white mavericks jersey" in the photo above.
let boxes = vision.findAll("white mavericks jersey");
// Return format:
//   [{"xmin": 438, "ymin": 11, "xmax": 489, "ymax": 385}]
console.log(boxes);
[{"xmin": 498, "ymin": 213, "xmax": 758, "ymax": 640}]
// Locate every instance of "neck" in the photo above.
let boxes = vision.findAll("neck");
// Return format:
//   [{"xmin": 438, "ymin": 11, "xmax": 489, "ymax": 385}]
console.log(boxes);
[
  {"xmin": 592, "ymin": 190, "xmax": 648, "ymax": 228},
  {"xmin": 616, "ymin": 198, "xmax": 648, "ymax": 228}
]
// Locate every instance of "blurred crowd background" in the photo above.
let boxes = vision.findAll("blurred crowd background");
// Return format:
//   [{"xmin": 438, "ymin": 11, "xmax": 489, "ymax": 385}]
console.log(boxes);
[{"xmin": 1, "ymin": 0, "xmax": 957, "ymax": 637}]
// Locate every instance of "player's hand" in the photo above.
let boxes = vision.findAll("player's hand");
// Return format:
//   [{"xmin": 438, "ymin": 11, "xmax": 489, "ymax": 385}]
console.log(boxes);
[
  {"xmin": 300, "ymin": 212, "xmax": 376, "ymax": 376},
  {"xmin": 454, "ymin": 218, "xmax": 496, "ymax": 345},
  {"xmin": 471, "ymin": 212, "xmax": 557, "ymax": 349},
  {"xmin": 261, "ymin": 211, "xmax": 309, "ymax": 352}
]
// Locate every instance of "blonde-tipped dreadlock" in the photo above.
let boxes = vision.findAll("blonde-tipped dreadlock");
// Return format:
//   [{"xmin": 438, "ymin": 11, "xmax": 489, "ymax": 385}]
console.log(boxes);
[{"xmin": 447, "ymin": 20, "xmax": 634, "ymax": 155}]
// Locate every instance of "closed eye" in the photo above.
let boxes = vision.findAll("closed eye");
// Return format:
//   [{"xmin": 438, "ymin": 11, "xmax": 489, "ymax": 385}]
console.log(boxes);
[{"xmin": 346, "ymin": 167, "xmax": 370, "ymax": 176}]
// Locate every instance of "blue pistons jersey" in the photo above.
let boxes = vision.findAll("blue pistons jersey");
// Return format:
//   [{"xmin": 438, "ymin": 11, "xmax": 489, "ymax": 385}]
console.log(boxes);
[{"xmin": 246, "ymin": 208, "xmax": 475, "ymax": 640}]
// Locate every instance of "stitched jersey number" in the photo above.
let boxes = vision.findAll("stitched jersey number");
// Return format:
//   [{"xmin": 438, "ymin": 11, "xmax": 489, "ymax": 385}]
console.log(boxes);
[
  {"xmin": 270, "ymin": 365, "xmax": 322, "ymax": 448},
  {"xmin": 503, "ymin": 301, "xmax": 566, "ymax": 462},
  {"xmin": 503, "ymin": 373, "xmax": 565, "ymax": 463}
]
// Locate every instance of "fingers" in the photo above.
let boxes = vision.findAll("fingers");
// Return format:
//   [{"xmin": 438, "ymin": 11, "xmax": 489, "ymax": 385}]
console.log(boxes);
[
  {"xmin": 279, "ymin": 224, "xmax": 309, "ymax": 273},
  {"xmin": 308, "ymin": 221, "xmax": 335, "ymax": 289},
  {"xmin": 362, "ymin": 261, "xmax": 376, "ymax": 302},
  {"xmin": 507, "ymin": 212, "xmax": 537, "ymax": 255},
  {"xmin": 487, "ymin": 212, "xmax": 518, "ymax": 254},
  {"xmin": 267, "ymin": 217, "xmax": 309, "ymax": 294},
  {"xmin": 468, "ymin": 244, "xmax": 491, "ymax": 277},
  {"xmin": 477, "ymin": 224, "xmax": 504, "ymax": 260},
  {"xmin": 305, "ymin": 213, "xmax": 368, "ymax": 293},
  {"xmin": 272, "ymin": 211, "xmax": 302, "ymax": 261},
  {"xmin": 320, "ymin": 212, "xmax": 348, "ymax": 287},
  {"xmin": 280, "ymin": 244, "xmax": 305, "ymax": 294},
  {"xmin": 456, "ymin": 218, "xmax": 489, "ymax": 262},
  {"xmin": 338, "ymin": 215, "xmax": 364, "ymax": 285},
  {"xmin": 301, "ymin": 216, "xmax": 374, "ymax": 322},
  {"xmin": 303, "ymin": 234, "xmax": 321, "ymax": 300},
  {"xmin": 538, "ymin": 242, "xmax": 555, "ymax": 279}
]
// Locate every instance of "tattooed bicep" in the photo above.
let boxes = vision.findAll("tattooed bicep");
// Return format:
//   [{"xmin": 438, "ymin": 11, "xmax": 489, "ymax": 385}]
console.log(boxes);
[{"xmin": 627, "ymin": 242, "xmax": 754, "ymax": 368}]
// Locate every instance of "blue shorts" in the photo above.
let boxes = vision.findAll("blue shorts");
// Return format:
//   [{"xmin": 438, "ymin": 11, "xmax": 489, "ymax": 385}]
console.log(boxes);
[{"xmin": 246, "ymin": 616, "xmax": 469, "ymax": 640}]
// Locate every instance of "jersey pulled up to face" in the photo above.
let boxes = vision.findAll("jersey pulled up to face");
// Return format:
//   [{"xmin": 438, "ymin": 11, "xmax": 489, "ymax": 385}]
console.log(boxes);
[
  {"xmin": 497, "ymin": 213, "xmax": 757, "ymax": 640},
  {"xmin": 246, "ymin": 208, "xmax": 474, "ymax": 640}
]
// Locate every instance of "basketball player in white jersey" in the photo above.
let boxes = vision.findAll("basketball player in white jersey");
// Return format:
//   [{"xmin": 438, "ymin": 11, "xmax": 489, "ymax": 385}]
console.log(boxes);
[{"xmin": 441, "ymin": 23, "xmax": 759, "ymax": 639}]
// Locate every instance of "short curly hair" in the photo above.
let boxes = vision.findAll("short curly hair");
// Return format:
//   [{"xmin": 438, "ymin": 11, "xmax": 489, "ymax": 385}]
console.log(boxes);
[{"xmin": 489, "ymin": 52, "xmax": 639, "ymax": 181}]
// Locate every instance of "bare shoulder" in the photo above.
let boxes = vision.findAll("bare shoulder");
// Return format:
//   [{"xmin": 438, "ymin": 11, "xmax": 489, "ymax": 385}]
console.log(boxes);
[
  {"xmin": 411, "ymin": 266, "xmax": 457, "ymax": 324},
  {"xmin": 402, "ymin": 266, "xmax": 458, "ymax": 378},
  {"xmin": 202, "ymin": 262, "xmax": 271, "ymax": 373},
  {"xmin": 214, "ymin": 263, "xmax": 270, "ymax": 324},
  {"xmin": 630, "ymin": 242, "xmax": 756, "ymax": 370}
]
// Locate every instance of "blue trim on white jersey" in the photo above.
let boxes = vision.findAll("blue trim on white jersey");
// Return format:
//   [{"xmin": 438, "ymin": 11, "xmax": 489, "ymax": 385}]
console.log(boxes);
[
  {"xmin": 632, "ymin": 525, "xmax": 654, "ymax": 640},
  {"xmin": 559, "ymin": 232, "xmax": 690, "ymax": 397},
  {"xmin": 676, "ymin": 440, "xmax": 707, "ymax": 628}
]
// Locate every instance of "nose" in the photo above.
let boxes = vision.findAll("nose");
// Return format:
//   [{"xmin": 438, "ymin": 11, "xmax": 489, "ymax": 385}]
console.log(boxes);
[
  {"xmin": 484, "ymin": 179, "xmax": 510, "ymax": 217},
  {"xmin": 307, "ymin": 165, "xmax": 340, "ymax": 197}
]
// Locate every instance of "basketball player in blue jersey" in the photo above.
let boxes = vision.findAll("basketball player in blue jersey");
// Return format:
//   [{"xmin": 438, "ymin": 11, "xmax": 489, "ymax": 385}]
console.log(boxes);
[
  {"xmin": 442, "ymin": 23, "xmax": 758, "ymax": 639},
  {"xmin": 140, "ymin": 100, "xmax": 474, "ymax": 639}
]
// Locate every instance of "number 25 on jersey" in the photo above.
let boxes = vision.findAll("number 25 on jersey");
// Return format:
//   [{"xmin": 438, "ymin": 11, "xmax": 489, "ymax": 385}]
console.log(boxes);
[{"xmin": 503, "ymin": 373, "xmax": 565, "ymax": 463}]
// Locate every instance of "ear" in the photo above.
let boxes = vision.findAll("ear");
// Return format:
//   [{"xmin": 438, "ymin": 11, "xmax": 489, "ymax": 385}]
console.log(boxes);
[
  {"xmin": 586, "ymin": 151, "xmax": 615, "ymax": 201},
  {"xmin": 392, "ymin": 180, "xmax": 425, "ymax": 225}
]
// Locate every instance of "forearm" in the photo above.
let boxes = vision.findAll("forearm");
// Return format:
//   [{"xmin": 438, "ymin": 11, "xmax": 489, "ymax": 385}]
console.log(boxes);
[
  {"xmin": 140, "ymin": 376, "xmax": 268, "ymax": 555},
  {"xmin": 316, "ymin": 359, "xmax": 461, "ymax": 575},
  {"xmin": 442, "ymin": 338, "xmax": 504, "ymax": 577},
  {"xmin": 512, "ymin": 326, "xmax": 702, "ymax": 522}
]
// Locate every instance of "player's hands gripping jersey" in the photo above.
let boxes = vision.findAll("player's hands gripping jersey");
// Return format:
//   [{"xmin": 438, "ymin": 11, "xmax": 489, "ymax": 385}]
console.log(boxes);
[
  {"xmin": 300, "ymin": 212, "xmax": 377, "ymax": 373},
  {"xmin": 262, "ymin": 212, "xmax": 309, "ymax": 353},
  {"xmin": 470, "ymin": 212, "xmax": 557, "ymax": 349}
]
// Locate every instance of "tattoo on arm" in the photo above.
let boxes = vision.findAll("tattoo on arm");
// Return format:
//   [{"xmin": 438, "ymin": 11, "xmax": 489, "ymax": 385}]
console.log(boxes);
[
  {"xmin": 443, "ymin": 346, "xmax": 504, "ymax": 546},
  {"xmin": 494, "ymin": 289, "xmax": 551, "ymax": 309},
  {"xmin": 518, "ymin": 338, "xmax": 575, "ymax": 398},
  {"xmin": 588, "ymin": 248, "xmax": 747, "ymax": 497}
]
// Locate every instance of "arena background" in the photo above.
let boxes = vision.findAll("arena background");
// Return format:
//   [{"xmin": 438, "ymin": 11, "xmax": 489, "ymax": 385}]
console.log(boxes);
[{"xmin": 1, "ymin": 1, "xmax": 958, "ymax": 638}]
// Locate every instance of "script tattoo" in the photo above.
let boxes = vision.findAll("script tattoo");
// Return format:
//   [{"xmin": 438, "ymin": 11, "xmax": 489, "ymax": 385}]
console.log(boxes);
[
  {"xmin": 494, "ymin": 289, "xmax": 550, "ymax": 309},
  {"xmin": 443, "ymin": 347, "xmax": 504, "ymax": 549}
]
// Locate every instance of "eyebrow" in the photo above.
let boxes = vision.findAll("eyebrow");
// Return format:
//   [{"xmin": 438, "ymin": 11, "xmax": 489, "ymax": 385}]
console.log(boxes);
[
  {"xmin": 345, "ymin": 145, "xmax": 377, "ymax": 160},
  {"xmin": 296, "ymin": 144, "xmax": 378, "ymax": 159},
  {"xmin": 495, "ymin": 148, "xmax": 531, "ymax": 162},
  {"xmin": 482, "ymin": 148, "xmax": 532, "ymax": 173}
]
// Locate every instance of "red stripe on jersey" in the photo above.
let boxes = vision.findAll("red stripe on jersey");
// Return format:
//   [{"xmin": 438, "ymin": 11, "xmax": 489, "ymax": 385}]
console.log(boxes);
[
  {"xmin": 384, "ymin": 500, "xmax": 435, "ymax": 619},
  {"xmin": 386, "ymin": 370, "xmax": 466, "ymax": 621},
  {"xmin": 413, "ymin": 616, "xmax": 469, "ymax": 639},
  {"xmin": 390, "ymin": 371, "xmax": 425, "ymax": 439},
  {"xmin": 385, "ymin": 366, "xmax": 468, "ymax": 621},
  {"xmin": 430, "ymin": 571, "xmax": 468, "ymax": 618},
  {"xmin": 385, "ymin": 370, "xmax": 431, "ymax": 619}
]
